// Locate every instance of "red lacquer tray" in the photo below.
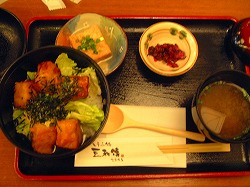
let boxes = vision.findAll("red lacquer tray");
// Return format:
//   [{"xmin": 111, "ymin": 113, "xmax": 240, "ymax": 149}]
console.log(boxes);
[{"xmin": 14, "ymin": 16, "xmax": 250, "ymax": 180}]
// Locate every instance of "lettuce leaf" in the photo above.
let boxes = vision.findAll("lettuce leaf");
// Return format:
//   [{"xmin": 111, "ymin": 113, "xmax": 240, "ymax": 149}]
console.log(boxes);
[
  {"xmin": 27, "ymin": 71, "xmax": 36, "ymax": 80},
  {"xmin": 13, "ymin": 109, "xmax": 32, "ymax": 137},
  {"xmin": 65, "ymin": 101, "xmax": 104, "ymax": 131},
  {"xmin": 55, "ymin": 53, "xmax": 77, "ymax": 76}
]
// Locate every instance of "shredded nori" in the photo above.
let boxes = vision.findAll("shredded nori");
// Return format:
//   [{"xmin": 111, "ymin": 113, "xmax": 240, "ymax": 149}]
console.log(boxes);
[{"xmin": 26, "ymin": 77, "xmax": 79, "ymax": 123}]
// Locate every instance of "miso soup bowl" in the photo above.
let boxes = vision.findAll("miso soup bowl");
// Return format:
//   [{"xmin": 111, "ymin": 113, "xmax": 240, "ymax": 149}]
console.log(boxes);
[
  {"xmin": 0, "ymin": 46, "xmax": 110, "ymax": 158},
  {"xmin": 192, "ymin": 70, "xmax": 250, "ymax": 143}
]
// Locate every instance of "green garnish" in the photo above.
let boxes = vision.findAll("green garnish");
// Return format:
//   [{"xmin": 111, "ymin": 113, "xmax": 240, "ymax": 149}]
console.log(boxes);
[
  {"xmin": 170, "ymin": 28, "xmax": 187, "ymax": 39},
  {"xmin": 144, "ymin": 33, "xmax": 153, "ymax": 49},
  {"xmin": 147, "ymin": 33, "xmax": 153, "ymax": 41},
  {"xmin": 77, "ymin": 35, "xmax": 101, "ymax": 54},
  {"xmin": 179, "ymin": 30, "xmax": 187, "ymax": 39},
  {"xmin": 170, "ymin": 28, "xmax": 178, "ymax": 35},
  {"xmin": 26, "ymin": 77, "xmax": 79, "ymax": 123},
  {"xmin": 26, "ymin": 93, "xmax": 68, "ymax": 123}
]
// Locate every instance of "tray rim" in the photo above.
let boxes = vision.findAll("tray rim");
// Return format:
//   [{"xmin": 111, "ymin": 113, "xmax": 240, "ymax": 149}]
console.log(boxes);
[
  {"xmin": 25, "ymin": 15, "xmax": 238, "ymax": 40},
  {"xmin": 14, "ymin": 148, "xmax": 250, "ymax": 180},
  {"xmin": 15, "ymin": 15, "xmax": 250, "ymax": 180}
]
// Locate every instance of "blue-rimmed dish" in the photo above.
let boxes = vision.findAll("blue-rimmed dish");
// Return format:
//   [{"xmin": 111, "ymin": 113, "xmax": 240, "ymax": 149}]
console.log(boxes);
[{"xmin": 55, "ymin": 13, "xmax": 128, "ymax": 76}]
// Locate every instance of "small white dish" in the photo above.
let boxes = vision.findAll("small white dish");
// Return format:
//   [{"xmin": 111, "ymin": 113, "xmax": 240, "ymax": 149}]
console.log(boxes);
[{"xmin": 139, "ymin": 22, "xmax": 198, "ymax": 76}]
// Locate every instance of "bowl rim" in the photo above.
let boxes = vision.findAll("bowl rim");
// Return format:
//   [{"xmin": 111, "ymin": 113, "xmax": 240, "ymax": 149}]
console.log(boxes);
[{"xmin": 139, "ymin": 21, "xmax": 198, "ymax": 77}]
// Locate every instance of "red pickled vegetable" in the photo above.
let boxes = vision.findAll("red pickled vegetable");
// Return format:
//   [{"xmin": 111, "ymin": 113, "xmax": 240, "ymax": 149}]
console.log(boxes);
[{"xmin": 148, "ymin": 43, "xmax": 186, "ymax": 68}]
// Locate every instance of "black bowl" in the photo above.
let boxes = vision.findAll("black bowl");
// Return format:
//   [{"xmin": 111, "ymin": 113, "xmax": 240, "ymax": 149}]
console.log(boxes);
[
  {"xmin": 192, "ymin": 70, "xmax": 250, "ymax": 143},
  {"xmin": 0, "ymin": 46, "xmax": 110, "ymax": 158},
  {"xmin": 0, "ymin": 8, "xmax": 26, "ymax": 78}
]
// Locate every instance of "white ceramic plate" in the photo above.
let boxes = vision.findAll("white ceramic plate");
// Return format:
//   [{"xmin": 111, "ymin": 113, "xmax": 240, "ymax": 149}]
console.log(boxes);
[
  {"xmin": 139, "ymin": 22, "xmax": 198, "ymax": 76},
  {"xmin": 55, "ymin": 13, "xmax": 128, "ymax": 76}
]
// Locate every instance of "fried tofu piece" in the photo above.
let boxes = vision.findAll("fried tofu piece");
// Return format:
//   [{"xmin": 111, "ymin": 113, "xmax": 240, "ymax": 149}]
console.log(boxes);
[
  {"xmin": 34, "ymin": 61, "xmax": 61, "ymax": 92},
  {"xmin": 70, "ymin": 76, "xmax": 89, "ymax": 100},
  {"xmin": 14, "ymin": 80, "xmax": 37, "ymax": 109},
  {"xmin": 56, "ymin": 119, "xmax": 83, "ymax": 149},
  {"xmin": 30, "ymin": 123, "xmax": 57, "ymax": 154},
  {"xmin": 69, "ymin": 25, "xmax": 112, "ymax": 62}
]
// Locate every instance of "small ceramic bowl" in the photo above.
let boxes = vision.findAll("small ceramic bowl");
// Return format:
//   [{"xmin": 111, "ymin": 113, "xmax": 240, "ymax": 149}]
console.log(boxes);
[
  {"xmin": 55, "ymin": 13, "xmax": 128, "ymax": 76},
  {"xmin": 139, "ymin": 22, "xmax": 198, "ymax": 76}
]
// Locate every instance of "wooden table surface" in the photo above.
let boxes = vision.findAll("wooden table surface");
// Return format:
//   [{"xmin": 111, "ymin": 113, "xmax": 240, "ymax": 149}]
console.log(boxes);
[{"xmin": 1, "ymin": 0, "xmax": 250, "ymax": 186}]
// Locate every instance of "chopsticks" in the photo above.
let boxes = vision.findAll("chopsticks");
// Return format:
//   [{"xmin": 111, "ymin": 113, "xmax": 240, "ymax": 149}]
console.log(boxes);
[{"xmin": 158, "ymin": 143, "xmax": 230, "ymax": 153}]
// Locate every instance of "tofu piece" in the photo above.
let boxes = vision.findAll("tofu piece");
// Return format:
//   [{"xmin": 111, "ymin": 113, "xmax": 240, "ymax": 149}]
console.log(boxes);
[
  {"xmin": 56, "ymin": 119, "xmax": 83, "ymax": 149},
  {"xmin": 70, "ymin": 76, "xmax": 89, "ymax": 100},
  {"xmin": 14, "ymin": 80, "xmax": 37, "ymax": 109},
  {"xmin": 34, "ymin": 61, "xmax": 61, "ymax": 92},
  {"xmin": 69, "ymin": 25, "xmax": 112, "ymax": 62},
  {"xmin": 30, "ymin": 123, "xmax": 57, "ymax": 154}
]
